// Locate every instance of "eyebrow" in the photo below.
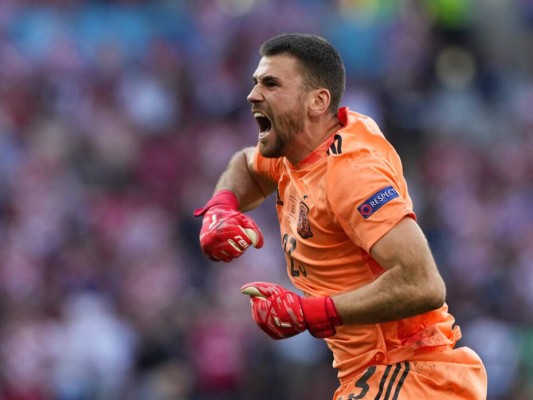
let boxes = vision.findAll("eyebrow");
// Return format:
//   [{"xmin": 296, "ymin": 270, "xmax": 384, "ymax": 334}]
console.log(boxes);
[{"xmin": 252, "ymin": 74, "xmax": 280, "ymax": 85}]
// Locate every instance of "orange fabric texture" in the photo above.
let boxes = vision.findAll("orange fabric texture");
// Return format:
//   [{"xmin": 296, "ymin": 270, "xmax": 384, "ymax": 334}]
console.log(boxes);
[
  {"xmin": 251, "ymin": 108, "xmax": 475, "ymax": 383},
  {"xmin": 334, "ymin": 347, "xmax": 487, "ymax": 399}
]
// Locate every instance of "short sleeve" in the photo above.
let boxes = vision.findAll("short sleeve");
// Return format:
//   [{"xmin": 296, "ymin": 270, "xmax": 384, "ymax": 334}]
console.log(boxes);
[
  {"xmin": 251, "ymin": 144, "xmax": 284, "ymax": 182},
  {"xmin": 326, "ymin": 150, "xmax": 415, "ymax": 252}
]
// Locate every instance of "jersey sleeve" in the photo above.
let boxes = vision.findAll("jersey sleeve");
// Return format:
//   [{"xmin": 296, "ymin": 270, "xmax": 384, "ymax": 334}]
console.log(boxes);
[
  {"xmin": 251, "ymin": 144, "xmax": 284, "ymax": 183},
  {"xmin": 326, "ymin": 150, "xmax": 415, "ymax": 253}
]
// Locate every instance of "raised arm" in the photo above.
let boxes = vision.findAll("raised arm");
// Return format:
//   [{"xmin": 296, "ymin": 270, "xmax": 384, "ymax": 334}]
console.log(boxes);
[
  {"xmin": 214, "ymin": 147, "xmax": 277, "ymax": 211},
  {"xmin": 332, "ymin": 216, "xmax": 446, "ymax": 324},
  {"xmin": 240, "ymin": 217, "xmax": 446, "ymax": 340},
  {"xmin": 194, "ymin": 146, "xmax": 276, "ymax": 262}
]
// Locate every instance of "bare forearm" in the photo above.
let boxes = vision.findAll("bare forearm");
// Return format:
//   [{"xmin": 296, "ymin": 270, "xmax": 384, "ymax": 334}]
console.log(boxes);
[
  {"xmin": 332, "ymin": 217, "xmax": 446, "ymax": 325},
  {"xmin": 332, "ymin": 266, "xmax": 445, "ymax": 325},
  {"xmin": 215, "ymin": 147, "xmax": 275, "ymax": 211}
]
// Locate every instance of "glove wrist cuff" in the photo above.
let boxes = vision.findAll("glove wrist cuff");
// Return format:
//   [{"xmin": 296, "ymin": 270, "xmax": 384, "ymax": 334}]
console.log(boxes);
[
  {"xmin": 193, "ymin": 190, "xmax": 239, "ymax": 216},
  {"xmin": 301, "ymin": 296, "xmax": 342, "ymax": 338}
]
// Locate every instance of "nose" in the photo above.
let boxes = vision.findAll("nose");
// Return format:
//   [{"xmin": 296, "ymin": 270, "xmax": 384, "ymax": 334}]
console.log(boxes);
[{"xmin": 247, "ymin": 84, "xmax": 261, "ymax": 103}]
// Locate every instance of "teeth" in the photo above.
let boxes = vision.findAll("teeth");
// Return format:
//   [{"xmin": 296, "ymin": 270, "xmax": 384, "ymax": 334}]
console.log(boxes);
[{"xmin": 253, "ymin": 111, "xmax": 271, "ymax": 138}]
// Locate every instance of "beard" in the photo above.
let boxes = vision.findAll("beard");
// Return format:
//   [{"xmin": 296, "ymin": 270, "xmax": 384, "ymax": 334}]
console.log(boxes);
[{"xmin": 260, "ymin": 99, "xmax": 306, "ymax": 159}]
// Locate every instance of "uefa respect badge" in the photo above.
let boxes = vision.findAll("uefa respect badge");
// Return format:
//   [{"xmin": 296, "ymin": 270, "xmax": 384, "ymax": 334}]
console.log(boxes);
[{"xmin": 357, "ymin": 186, "xmax": 399, "ymax": 219}]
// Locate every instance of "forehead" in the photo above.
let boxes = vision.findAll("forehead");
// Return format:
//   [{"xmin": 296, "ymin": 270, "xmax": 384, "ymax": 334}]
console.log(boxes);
[{"xmin": 253, "ymin": 54, "xmax": 303, "ymax": 82}]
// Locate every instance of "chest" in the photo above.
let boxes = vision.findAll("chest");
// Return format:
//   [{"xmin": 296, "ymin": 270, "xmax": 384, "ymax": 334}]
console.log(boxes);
[
  {"xmin": 275, "ymin": 164, "xmax": 348, "ymax": 252},
  {"xmin": 274, "ymin": 164, "xmax": 376, "ymax": 294}
]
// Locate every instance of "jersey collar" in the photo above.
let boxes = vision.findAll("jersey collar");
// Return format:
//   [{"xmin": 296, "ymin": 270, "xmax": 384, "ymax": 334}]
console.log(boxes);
[{"xmin": 288, "ymin": 107, "xmax": 348, "ymax": 170}]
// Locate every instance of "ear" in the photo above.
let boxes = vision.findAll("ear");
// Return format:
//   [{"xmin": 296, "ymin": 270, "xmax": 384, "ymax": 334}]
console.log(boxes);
[{"xmin": 308, "ymin": 88, "xmax": 331, "ymax": 117}]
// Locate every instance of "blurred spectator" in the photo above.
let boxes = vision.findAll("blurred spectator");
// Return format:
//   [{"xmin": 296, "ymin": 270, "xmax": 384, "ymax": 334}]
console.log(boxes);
[{"xmin": 0, "ymin": 1, "xmax": 530, "ymax": 399}]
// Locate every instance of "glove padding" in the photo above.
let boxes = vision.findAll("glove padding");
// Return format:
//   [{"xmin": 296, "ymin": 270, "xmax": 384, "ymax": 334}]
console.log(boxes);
[
  {"xmin": 194, "ymin": 190, "xmax": 263, "ymax": 262},
  {"xmin": 241, "ymin": 282, "xmax": 342, "ymax": 339}
]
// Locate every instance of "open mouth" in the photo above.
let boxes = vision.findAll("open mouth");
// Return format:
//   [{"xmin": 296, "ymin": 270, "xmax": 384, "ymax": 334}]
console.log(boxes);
[{"xmin": 253, "ymin": 112, "xmax": 272, "ymax": 138}]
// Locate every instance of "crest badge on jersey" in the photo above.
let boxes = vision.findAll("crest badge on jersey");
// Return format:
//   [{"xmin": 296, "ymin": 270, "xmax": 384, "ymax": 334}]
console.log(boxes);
[
  {"xmin": 358, "ymin": 186, "xmax": 399, "ymax": 219},
  {"xmin": 297, "ymin": 201, "xmax": 313, "ymax": 238}
]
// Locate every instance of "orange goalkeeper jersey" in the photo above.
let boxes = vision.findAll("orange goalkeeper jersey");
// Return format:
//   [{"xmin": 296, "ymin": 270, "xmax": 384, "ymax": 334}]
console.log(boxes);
[{"xmin": 252, "ymin": 107, "xmax": 461, "ymax": 381}]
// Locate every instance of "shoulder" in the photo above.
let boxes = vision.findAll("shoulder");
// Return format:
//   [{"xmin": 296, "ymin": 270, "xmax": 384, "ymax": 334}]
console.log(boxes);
[
  {"xmin": 326, "ymin": 109, "xmax": 399, "ymax": 180},
  {"xmin": 324, "ymin": 109, "xmax": 409, "ymax": 210},
  {"xmin": 250, "ymin": 144, "xmax": 285, "ymax": 181},
  {"xmin": 328, "ymin": 108, "xmax": 391, "ymax": 157}
]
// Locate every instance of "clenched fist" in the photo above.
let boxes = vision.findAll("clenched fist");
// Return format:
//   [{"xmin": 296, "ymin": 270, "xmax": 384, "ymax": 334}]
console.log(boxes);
[{"xmin": 194, "ymin": 190, "xmax": 263, "ymax": 262}]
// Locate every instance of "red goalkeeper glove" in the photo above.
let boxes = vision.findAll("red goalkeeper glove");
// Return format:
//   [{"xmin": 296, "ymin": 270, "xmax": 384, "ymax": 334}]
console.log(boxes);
[
  {"xmin": 240, "ymin": 282, "xmax": 342, "ymax": 339},
  {"xmin": 193, "ymin": 190, "xmax": 263, "ymax": 262}
]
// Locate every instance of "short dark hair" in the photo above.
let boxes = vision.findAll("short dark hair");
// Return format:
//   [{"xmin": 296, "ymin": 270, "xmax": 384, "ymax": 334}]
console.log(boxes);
[{"xmin": 259, "ymin": 33, "xmax": 345, "ymax": 114}]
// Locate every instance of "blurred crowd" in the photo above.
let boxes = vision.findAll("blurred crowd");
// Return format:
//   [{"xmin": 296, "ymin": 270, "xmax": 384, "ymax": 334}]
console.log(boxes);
[{"xmin": 0, "ymin": 0, "xmax": 531, "ymax": 399}]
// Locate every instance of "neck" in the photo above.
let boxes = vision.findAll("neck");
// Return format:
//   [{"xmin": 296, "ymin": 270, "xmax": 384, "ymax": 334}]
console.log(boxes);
[{"xmin": 285, "ymin": 114, "xmax": 341, "ymax": 165}]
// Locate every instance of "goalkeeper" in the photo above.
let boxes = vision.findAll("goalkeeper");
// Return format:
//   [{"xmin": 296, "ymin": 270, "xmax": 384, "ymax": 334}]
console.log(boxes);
[{"xmin": 195, "ymin": 33, "xmax": 487, "ymax": 399}]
